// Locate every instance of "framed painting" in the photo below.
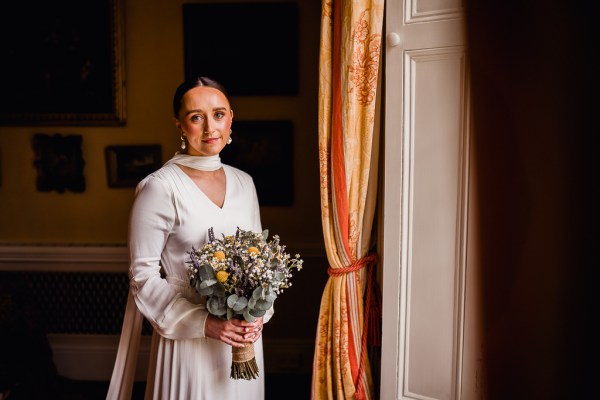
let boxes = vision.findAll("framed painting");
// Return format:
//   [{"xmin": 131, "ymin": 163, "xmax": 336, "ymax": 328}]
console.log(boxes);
[
  {"xmin": 220, "ymin": 120, "xmax": 294, "ymax": 206},
  {"xmin": 105, "ymin": 145, "xmax": 162, "ymax": 188},
  {"xmin": 32, "ymin": 133, "xmax": 85, "ymax": 193},
  {"xmin": 0, "ymin": 0, "xmax": 126, "ymax": 125},
  {"xmin": 182, "ymin": 2, "xmax": 299, "ymax": 96}
]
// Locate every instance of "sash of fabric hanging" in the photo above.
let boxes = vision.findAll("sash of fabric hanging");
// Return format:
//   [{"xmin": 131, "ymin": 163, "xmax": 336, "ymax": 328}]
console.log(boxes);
[
  {"xmin": 106, "ymin": 290, "xmax": 144, "ymax": 400},
  {"xmin": 311, "ymin": 0, "xmax": 384, "ymax": 399}
]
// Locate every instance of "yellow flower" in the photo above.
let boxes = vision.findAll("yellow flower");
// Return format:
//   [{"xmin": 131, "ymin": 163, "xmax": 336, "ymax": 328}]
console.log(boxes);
[
  {"xmin": 216, "ymin": 270, "xmax": 229, "ymax": 283},
  {"xmin": 213, "ymin": 251, "xmax": 225, "ymax": 260},
  {"xmin": 247, "ymin": 247, "xmax": 260, "ymax": 255}
]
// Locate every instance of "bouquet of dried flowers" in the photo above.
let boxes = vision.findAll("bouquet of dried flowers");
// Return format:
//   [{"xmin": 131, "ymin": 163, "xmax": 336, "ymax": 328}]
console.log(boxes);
[{"xmin": 187, "ymin": 227, "xmax": 303, "ymax": 380}]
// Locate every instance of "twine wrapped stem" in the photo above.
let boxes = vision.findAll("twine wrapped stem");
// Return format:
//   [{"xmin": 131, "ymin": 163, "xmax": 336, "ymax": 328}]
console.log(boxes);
[{"xmin": 230, "ymin": 343, "xmax": 259, "ymax": 380}]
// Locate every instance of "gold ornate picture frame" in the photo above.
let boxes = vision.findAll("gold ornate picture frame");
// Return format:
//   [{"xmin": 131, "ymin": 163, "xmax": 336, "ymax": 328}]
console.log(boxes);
[{"xmin": 0, "ymin": 0, "xmax": 126, "ymax": 125}]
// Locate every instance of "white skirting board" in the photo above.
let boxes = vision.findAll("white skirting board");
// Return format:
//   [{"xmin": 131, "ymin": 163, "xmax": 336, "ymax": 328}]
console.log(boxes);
[{"xmin": 48, "ymin": 334, "xmax": 151, "ymax": 381}]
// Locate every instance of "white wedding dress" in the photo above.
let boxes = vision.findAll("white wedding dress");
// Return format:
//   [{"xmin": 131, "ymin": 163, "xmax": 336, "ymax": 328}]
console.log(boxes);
[{"xmin": 107, "ymin": 163, "xmax": 271, "ymax": 400}]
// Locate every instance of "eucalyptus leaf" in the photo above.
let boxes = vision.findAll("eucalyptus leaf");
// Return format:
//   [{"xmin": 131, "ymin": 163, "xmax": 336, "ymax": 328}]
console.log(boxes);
[
  {"xmin": 196, "ymin": 281, "xmax": 215, "ymax": 296},
  {"xmin": 232, "ymin": 296, "xmax": 248, "ymax": 312},
  {"xmin": 215, "ymin": 304, "xmax": 227, "ymax": 316},
  {"xmin": 250, "ymin": 308, "xmax": 267, "ymax": 317},
  {"xmin": 255, "ymin": 299, "xmax": 273, "ymax": 311},
  {"xmin": 227, "ymin": 294, "xmax": 239, "ymax": 309},
  {"xmin": 207, "ymin": 297, "xmax": 226, "ymax": 316},
  {"xmin": 252, "ymin": 286, "xmax": 263, "ymax": 300},
  {"xmin": 212, "ymin": 284, "xmax": 226, "ymax": 297},
  {"xmin": 198, "ymin": 264, "xmax": 216, "ymax": 281},
  {"xmin": 199, "ymin": 279, "xmax": 217, "ymax": 289},
  {"xmin": 248, "ymin": 297, "xmax": 257, "ymax": 309},
  {"xmin": 262, "ymin": 229, "xmax": 269, "ymax": 241},
  {"xmin": 197, "ymin": 285, "xmax": 214, "ymax": 296},
  {"xmin": 273, "ymin": 272, "xmax": 286, "ymax": 281},
  {"xmin": 243, "ymin": 308, "xmax": 257, "ymax": 323},
  {"xmin": 227, "ymin": 308, "xmax": 234, "ymax": 320},
  {"xmin": 265, "ymin": 292, "xmax": 277, "ymax": 303}
]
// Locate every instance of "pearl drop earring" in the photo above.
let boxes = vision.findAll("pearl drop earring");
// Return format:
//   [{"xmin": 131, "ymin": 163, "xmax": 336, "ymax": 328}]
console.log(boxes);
[{"xmin": 180, "ymin": 133, "xmax": 186, "ymax": 150}]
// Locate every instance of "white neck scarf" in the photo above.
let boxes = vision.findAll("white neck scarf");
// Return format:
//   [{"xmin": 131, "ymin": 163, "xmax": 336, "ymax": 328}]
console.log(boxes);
[{"xmin": 164, "ymin": 153, "xmax": 223, "ymax": 171}]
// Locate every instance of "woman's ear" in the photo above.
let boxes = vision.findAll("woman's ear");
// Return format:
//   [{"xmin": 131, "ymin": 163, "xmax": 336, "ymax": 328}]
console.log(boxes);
[{"xmin": 173, "ymin": 117, "xmax": 181, "ymax": 131}]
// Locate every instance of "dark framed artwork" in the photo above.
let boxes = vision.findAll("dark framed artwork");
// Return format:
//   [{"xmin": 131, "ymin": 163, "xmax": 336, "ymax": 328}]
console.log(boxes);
[
  {"xmin": 221, "ymin": 120, "xmax": 294, "ymax": 206},
  {"xmin": 105, "ymin": 145, "xmax": 162, "ymax": 188},
  {"xmin": 183, "ymin": 2, "xmax": 299, "ymax": 96},
  {"xmin": 0, "ymin": 0, "xmax": 126, "ymax": 125},
  {"xmin": 32, "ymin": 133, "xmax": 85, "ymax": 193}
]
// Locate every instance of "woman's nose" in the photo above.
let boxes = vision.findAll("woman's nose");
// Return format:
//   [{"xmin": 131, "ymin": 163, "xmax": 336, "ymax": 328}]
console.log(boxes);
[{"xmin": 204, "ymin": 119, "xmax": 214, "ymax": 134}]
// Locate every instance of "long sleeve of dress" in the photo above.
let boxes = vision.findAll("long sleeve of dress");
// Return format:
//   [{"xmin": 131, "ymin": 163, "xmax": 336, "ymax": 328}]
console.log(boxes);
[
  {"xmin": 110, "ymin": 163, "xmax": 269, "ymax": 400},
  {"xmin": 128, "ymin": 176, "xmax": 209, "ymax": 340}
]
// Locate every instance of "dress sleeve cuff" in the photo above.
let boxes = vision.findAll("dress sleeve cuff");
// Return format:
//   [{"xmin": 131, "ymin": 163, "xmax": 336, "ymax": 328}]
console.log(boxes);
[{"xmin": 154, "ymin": 297, "xmax": 209, "ymax": 340}]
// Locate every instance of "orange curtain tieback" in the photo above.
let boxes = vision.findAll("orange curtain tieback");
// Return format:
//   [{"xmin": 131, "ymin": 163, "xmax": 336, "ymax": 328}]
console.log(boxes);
[
  {"xmin": 327, "ymin": 252, "xmax": 380, "ymax": 400},
  {"xmin": 327, "ymin": 253, "xmax": 377, "ymax": 276}
]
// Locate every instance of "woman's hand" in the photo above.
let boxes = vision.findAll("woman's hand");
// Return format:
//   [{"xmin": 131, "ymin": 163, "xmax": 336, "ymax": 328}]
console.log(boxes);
[{"xmin": 204, "ymin": 315, "xmax": 263, "ymax": 348}]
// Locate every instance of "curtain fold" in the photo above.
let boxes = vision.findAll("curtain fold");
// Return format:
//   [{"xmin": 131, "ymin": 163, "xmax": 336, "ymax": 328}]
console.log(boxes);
[{"xmin": 312, "ymin": 0, "xmax": 384, "ymax": 398}]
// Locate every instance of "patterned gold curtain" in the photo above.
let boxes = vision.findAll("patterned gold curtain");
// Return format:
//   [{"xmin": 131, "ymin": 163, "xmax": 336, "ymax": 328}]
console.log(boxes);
[{"xmin": 311, "ymin": 0, "xmax": 384, "ymax": 398}]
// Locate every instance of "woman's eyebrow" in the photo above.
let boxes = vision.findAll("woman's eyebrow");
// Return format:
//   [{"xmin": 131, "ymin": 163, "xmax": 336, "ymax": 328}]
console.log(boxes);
[{"xmin": 185, "ymin": 106, "xmax": 227, "ymax": 116}]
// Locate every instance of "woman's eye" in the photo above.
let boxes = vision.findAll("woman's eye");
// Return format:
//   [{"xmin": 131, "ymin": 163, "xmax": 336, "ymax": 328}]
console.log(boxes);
[
  {"xmin": 215, "ymin": 112, "xmax": 225, "ymax": 119},
  {"xmin": 191, "ymin": 115, "xmax": 203, "ymax": 122}
]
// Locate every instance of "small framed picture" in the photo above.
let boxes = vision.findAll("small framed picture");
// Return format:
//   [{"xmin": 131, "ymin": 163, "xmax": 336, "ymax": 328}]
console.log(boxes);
[
  {"xmin": 104, "ymin": 145, "xmax": 162, "ymax": 188},
  {"xmin": 32, "ymin": 133, "xmax": 85, "ymax": 193}
]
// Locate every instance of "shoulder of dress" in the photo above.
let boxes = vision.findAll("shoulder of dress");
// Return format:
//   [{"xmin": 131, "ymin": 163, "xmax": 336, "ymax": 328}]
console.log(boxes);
[{"xmin": 135, "ymin": 165, "xmax": 178, "ymax": 195}]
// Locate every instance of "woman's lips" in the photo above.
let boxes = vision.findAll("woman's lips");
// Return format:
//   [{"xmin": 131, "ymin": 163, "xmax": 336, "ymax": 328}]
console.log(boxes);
[{"xmin": 202, "ymin": 137, "xmax": 221, "ymax": 144}]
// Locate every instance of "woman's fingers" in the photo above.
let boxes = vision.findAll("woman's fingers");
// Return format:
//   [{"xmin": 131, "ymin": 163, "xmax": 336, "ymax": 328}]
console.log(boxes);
[
  {"xmin": 206, "ymin": 315, "xmax": 264, "ymax": 346},
  {"xmin": 243, "ymin": 324, "xmax": 263, "ymax": 341},
  {"xmin": 222, "ymin": 332, "xmax": 247, "ymax": 347},
  {"xmin": 223, "ymin": 322, "xmax": 261, "ymax": 345},
  {"xmin": 227, "ymin": 320, "xmax": 259, "ymax": 334},
  {"xmin": 230, "ymin": 317, "xmax": 262, "ymax": 329},
  {"xmin": 223, "ymin": 330, "xmax": 258, "ymax": 346}
]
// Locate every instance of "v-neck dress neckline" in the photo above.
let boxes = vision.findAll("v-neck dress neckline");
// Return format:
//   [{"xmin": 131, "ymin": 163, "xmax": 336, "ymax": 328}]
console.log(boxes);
[
  {"xmin": 173, "ymin": 164, "xmax": 230, "ymax": 210},
  {"xmin": 108, "ymin": 160, "xmax": 266, "ymax": 400}
]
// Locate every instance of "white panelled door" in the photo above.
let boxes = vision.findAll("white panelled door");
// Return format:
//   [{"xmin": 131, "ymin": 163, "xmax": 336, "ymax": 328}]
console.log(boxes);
[{"xmin": 381, "ymin": 1, "xmax": 482, "ymax": 399}]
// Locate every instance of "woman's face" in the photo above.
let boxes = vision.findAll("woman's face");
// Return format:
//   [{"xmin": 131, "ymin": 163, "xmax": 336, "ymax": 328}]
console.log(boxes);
[{"xmin": 175, "ymin": 86, "xmax": 233, "ymax": 157}]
